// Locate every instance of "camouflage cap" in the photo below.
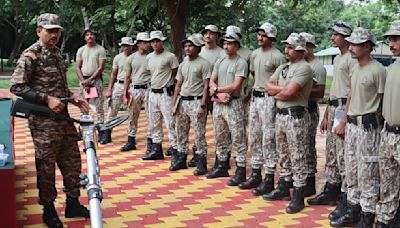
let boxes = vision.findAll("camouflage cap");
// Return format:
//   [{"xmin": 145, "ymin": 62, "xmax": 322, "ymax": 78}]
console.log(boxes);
[
  {"xmin": 225, "ymin": 25, "xmax": 242, "ymax": 37},
  {"xmin": 149, "ymin": 30, "xmax": 167, "ymax": 41},
  {"xmin": 300, "ymin": 32, "xmax": 318, "ymax": 47},
  {"xmin": 37, "ymin": 13, "xmax": 62, "ymax": 29},
  {"xmin": 345, "ymin": 27, "xmax": 377, "ymax": 46},
  {"xmin": 119, "ymin": 37, "xmax": 135, "ymax": 46},
  {"xmin": 383, "ymin": 20, "xmax": 400, "ymax": 37},
  {"xmin": 201, "ymin": 24, "xmax": 220, "ymax": 35},
  {"xmin": 281, "ymin": 33, "xmax": 306, "ymax": 51},
  {"xmin": 329, "ymin": 21, "xmax": 352, "ymax": 36},
  {"xmin": 221, "ymin": 32, "xmax": 241, "ymax": 43},
  {"xmin": 255, "ymin": 22, "xmax": 277, "ymax": 38},
  {"xmin": 135, "ymin": 32, "xmax": 150, "ymax": 42},
  {"xmin": 182, "ymin": 33, "xmax": 205, "ymax": 47},
  {"xmin": 82, "ymin": 27, "xmax": 97, "ymax": 37}
]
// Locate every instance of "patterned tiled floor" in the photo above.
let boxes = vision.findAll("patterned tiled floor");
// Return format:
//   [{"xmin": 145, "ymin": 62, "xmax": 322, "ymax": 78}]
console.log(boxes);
[{"xmin": 14, "ymin": 105, "xmax": 333, "ymax": 227}]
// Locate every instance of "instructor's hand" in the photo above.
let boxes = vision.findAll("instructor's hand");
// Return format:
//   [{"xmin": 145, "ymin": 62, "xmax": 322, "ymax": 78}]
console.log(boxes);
[
  {"xmin": 320, "ymin": 116, "xmax": 328, "ymax": 133},
  {"xmin": 47, "ymin": 96, "xmax": 65, "ymax": 113},
  {"xmin": 72, "ymin": 97, "xmax": 90, "ymax": 114}
]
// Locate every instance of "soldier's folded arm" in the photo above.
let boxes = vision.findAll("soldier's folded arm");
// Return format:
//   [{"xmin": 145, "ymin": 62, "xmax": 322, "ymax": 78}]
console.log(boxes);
[
  {"xmin": 265, "ymin": 79, "xmax": 281, "ymax": 96},
  {"xmin": 274, "ymin": 81, "xmax": 301, "ymax": 101}
]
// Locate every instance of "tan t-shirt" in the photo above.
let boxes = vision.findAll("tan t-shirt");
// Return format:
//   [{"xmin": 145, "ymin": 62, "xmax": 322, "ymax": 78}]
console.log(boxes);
[
  {"xmin": 126, "ymin": 51, "xmax": 151, "ymax": 85},
  {"xmin": 383, "ymin": 59, "xmax": 400, "ymax": 125},
  {"xmin": 329, "ymin": 51, "xmax": 356, "ymax": 99},
  {"xmin": 76, "ymin": 44, "xmax": 107, "ymax": 76},
  {"xmin": 199, "ymin": 46, "xmax": 223, "ymax": 66},
  {"xmin": 250, "ymin": 47, "xmax": 286, "ymax": 92},
  {"xmin": 271, "ymin": 60, "xmax": 313, "ymax": 109},
  {"xmin": 308, "ymin": 59, "xmax": 327, "ymax": 101},
  {"xmin": 212, "ymin": 55, "xmax": 248, "ymax": 97},
  {"xmin": 145, "ymin": 50, "xmax": 179, "ymax": 89},
  {"xmin": 176, "ymin": 56, "xmax": 212, "ymax": 97},
  {"xmin": 348, "ymin": 59, "xmax": 386, "ymax": 116},
  {"xmin": 112, "ymin": 52, "xmax": 130, "ymax": 81},
  {"xmin": 220, "ymin": 47, "xmax": 252, "ymax": 63}
]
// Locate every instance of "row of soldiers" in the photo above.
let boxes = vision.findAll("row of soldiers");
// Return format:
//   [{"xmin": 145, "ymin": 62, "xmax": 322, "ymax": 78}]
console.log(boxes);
[{"xmin": 82, "ymin": 20, "xmax": 400, "ymax": 227}]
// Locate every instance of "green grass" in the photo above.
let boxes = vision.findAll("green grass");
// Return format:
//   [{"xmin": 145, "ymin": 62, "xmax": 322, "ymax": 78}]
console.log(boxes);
[
  {"xmin": 0, "ymin": 80, "xmax": 10, "ymax": 89},
  {"xmin": 66, "ymin": 62, "xmax": 111, "ymax": 87},
  {"xmin": 325, "ymin": 76, "xmax": 332, "ymax": 92}
]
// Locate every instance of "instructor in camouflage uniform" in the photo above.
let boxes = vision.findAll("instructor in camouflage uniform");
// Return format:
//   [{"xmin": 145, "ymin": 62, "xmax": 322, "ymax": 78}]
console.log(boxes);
[
  {"xmin": 170, "ymin": 34, "xmax": 211, "ymax": 175},
  {"xmin": 10, "ymin": 13, "xmax": 90, "ymax": 228},
  {"xmin": 264, "ymin": 33, "xmax": 313, "ymax": 214},
  {"xmin": 330, "ymin": 27, "xmax": 386, "ymax": 228},
  {"xmin": 238, "ymin": 22, "xmax": 286, "ymax": 196}
]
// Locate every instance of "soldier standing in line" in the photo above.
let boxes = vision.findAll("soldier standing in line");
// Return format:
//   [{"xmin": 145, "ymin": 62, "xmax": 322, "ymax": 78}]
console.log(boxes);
[
  {"xmin": 376, "ymin": 20, "xmax": 400, "ymax": 228},
  {"xmin": 75, "ymin": 27, "xmax": 107, "ymax": 142},
  {"xmin": 330, "ymin": 28, "xmax": 386, "ymax": 228},
  {"xmin": 207, "ymin": 32, "xmax": 248, "ymax": 187},
  {"xmin": 102, "ymin": 37, "xmax": 134, "ymax": 144},
  {"xmin": 142, "ymin": 30, "xmax": 179, "ymax": 160},
  {"xmin": 308, "ymin": 22, "xmax": 355, "ymax": 221},
  {"xmin": 264, "ymin": 33, "xmax": 313, "ymax": 214},
  {"xmin": 238, "ymin": 23, "xmax": 286, "ymax": 197},
  {"xmin": 121, "ymin": 32, "xmax": 152, "ymax": 152},
  {"xmin": 169, "ymin": 34, "xmax": 211, "ymax": 175},
  {"xmin": 299, "ymin": 32, "xmax": 327, "ymax": 197},
  {"xmin": 10, "ymin": 13, "xmax": 90, "ymax": 227}
]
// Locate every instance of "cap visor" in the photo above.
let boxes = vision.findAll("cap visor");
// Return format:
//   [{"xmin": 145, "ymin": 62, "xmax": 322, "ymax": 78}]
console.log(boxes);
[{"xmin": 42, "ymin": 25, "xmax": 62, "ymax": 29}]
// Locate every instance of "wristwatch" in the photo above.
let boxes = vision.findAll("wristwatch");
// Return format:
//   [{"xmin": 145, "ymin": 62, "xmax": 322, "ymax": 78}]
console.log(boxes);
[{"xmin": 214, "ymin": 87, "xmax": 218, "ymax": 93}]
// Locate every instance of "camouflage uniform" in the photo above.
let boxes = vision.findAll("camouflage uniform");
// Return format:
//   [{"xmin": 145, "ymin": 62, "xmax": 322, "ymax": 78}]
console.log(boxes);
[
  {"xmin": 10, "ymin": 41, "xmax": 82, "ymax": 206},
  {"xmin": 127, "ymin": 85, "xmax": 150, "ymax": 137}
]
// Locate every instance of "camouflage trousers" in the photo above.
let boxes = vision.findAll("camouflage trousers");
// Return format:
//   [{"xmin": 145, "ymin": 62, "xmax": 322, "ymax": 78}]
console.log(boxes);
[
  {"xmin": 249, "ymin": 96, "xmax": 277, "ymax": 174},
  {"xmin": 306, "ymin": 105, "xmax": 319, "ymax": 176},
  {"xmin": 148, "ymin": 92, "xmax": 177, "ymax": 148},
  {"xmin": 176, "ymin": 99, "xmax": 208, "ymax": 156},
  {"xmin": 107, "ymin": 82, "xmax": 124, "ymax": 119},
  {"xmin": 212, "ymin": 99, "xmax": 248, "ymax": 167},
  {"xmin": 276, "ymin": 111, "xmax": 309, "ymax": 187},
  {"xmin": 345, "ymin": 121, "xmax": 381, "ymax": 213},
  {"xmin": 325, "ymin": 105, "xmax": 346, "ymax": 192},
  {"xmin": 80, "ymin": 78, "xmax": 104, "ymax": 123},
  {"xmin": 376, "ymin": 129, "xmax": 400, "ymax": 224},
  {"xmin": 29, "ymin": 118, "xmax": 81, "ymax": 206},
  {"xmin": 127, "ymin": 85, "xmax": 150, "ymax": 137}
]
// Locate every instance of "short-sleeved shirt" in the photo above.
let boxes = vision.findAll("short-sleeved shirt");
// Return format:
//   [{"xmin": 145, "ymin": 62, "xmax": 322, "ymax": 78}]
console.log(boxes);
[
  {"xmin": 348, "ymin": 59, "xmax": 386, "ymax": 116},
  {"xmin": 176, "ymin": 56, "xmax": 212, "ymax": 97},
  {"xmin": 383, "ymin": 59, "xmax": 400, "ymax": 125},
  {"xmin": 271, "ymin": 60, "xmax": 313, "ymax": 109},
  {"xmin": 112, "ymin": 52, "xmax": 130, "ymax": 81},
  {"xmin": 212, "ymin": 55, "xmax": 248, "ymax": 97},
  {"xmin": 329, "ymin": 51, "xmax": 356, "ymax": 99},
  {"xmin": 145, "ymin": 50, "xmax": 179, "ymax": 89},
  {"xmin": 126, "ymin": 51, "xmax": 151, "ymax": 85},
  {"xmin": 199, "ymin": 46, "xmax": 223, "ymax": 66},
  {"xmin": 76, "ymin": 44, "xmax": 107, "ymax": 76},
  {"xmin": 308, "ymin": 59, "xmax": 327, "ymax": 101},
  {"xmin": 220, "ymin": 47, "xmax": 252, "ymax": 63},
  {"xmin": 250, "ymin": 47, "xmax": 286, "ymax": 92}
]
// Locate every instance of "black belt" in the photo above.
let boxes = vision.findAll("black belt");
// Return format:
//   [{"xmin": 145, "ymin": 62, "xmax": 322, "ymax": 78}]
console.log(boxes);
[
  {"xmin": 181, "ymin": 96, "xmax": 203, "ymax": 100},
  {"xmin": 83, "ymin": 74, "xmax": 103, "ymax": 81},
  {"xmin": 277, "ymin": 106, "xmax": 305, "ymax": 119},
  {"xmin": 308, "ymin": 100, "xmax": 318, "ymax": 111},
  {"xmin": 117, "ymin": 80, "xmax": 124, "ymax": 84},
  {"xmin": 134, "ymin": 84, "xmax": 148, "ymax": 89},
  {"xmin": 385, "ymin": 123, "xmax": 400, "ymax": 134},
  {"xmin": 329, "ymin": 98, "xmax": 347, "ymax": 107},
  {"xmin": 347, "ymin": 113, "xmax": 379, "ymax": 130},
  {"xmin": 151, "ymin": 85, "xmax": 175, "ymax": 96},
  {"xmin": 252, "ymin": 90, "xmax": 265, "ymax": 97},
  {"xmin": 231, "ymin": 96, "xmax": 240, "ymax": 100}
]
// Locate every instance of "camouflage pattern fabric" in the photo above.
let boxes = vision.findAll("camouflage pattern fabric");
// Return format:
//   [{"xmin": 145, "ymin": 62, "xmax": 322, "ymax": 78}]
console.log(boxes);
[
  {"xmin": 79, "ymin": 78, "xmax": 105, "ymax": 123},
  {"xmin": 345, "ymin": 27, "xmax": 377, "ymax": 46},
  {"xmin": 176, "ymin": 100, "xmax": 208, "ymax": 156},
  {"xmin": 249, "ymin": 96, "xmax": 277, "ymax": 174},
  {"xmin": 107, "ymin": 82, "xmax": 125, "ymax": 119},
  {"xmin": 345, "ymin": 122, "xmax": 381, "ymax": 213},
  {"xmin": 306, "ymin": 107, "xmax": 319, "ymax": 176},
  {"xmin": 376, "ymin": 130, "xmax": 400, "ymax": 224},
  {"xmin": 148, "ymin": 92, "xmax": 177, "ymax": 148},
  {"xmin": 127, "ymin": 86, "xmax": 150, "ymax": 137},
  {"xmin": 276, "ymin": 112, "xmax": 309, "ymax": 187},
  {"xmin": 212, "ymin": 99, "xmax": 247, "ymax": 167}
]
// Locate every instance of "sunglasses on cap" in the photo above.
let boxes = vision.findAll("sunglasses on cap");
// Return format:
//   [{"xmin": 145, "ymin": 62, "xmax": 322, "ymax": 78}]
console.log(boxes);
[{"xmin": 334, "ymin": 22, "xmax": 351, "ymax": 30}]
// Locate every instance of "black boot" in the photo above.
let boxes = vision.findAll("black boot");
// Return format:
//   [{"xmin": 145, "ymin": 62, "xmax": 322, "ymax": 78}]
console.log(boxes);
[
  {"xmin": 329, "ymin": 193, "xmax": 347, "ymax": 221},
  {"xmin": 97, "ymin": 130, "xmax": 103, "ymax": 143},
  {"xmin": 330, "ymin": 203, "xmax": 361, "ymax": 227},
  {"xmin": 303, "ymin": 175, "xmax": 316, "ymax": 197},
  {"xmin": 238, "ymin": 169, "xmax": 262, "ymax": 189},
  {"xmin": 356, "ymin": 211, "xmax": 374, "ymax": 228},
  {"xmin": 307, "ymin": 182, "xmax": 340, "ymax": 205},
  {"xmin": 65, "ymin": 196, "xmax": 90, "ymax": 218},
  {"xmin": 194, "ymin": 155, "xmax": 207, "ymax": 176},
  {"xmin": 145, "ymin": 138, "xmax": 153, "ymax": 155},
  {"xmin": 207, "ymin": 160, "xmax": 229, "ymax": 179},
  {"xmin": 142, "ymin": 143, "xmax": 164, "ymax": 160},
  {"xmin": 227, "ymin": 152, "xmax": 231, "ymax": 169},
  {"xmin": 263, "ymin": 178, "xmax": 291, "ymax": 201},
  {"xmin": 99, "ymin": 129, "xmax": 112, "ymax": 145},
  {"xmin": 120, "ymin": 136, "xmax": 136, "ymax": 151},
  {"xmin": 170, "ymin": 153, "xmax": 188, "ymax": 171},
  {"xmin": 376, "ymin": 221, "xmax": 389, "ymax": 228},
  {"xmin": 389, "ymin": 205, "xmax": 400, "ymax": 228},
  {"xmin": 43, "ymin": 204, "xmax": 63, "ymax": 228},
  {"xmin": 252, "ymin": 174, "xmax": 274, "ymax": 196},
  {"xmin": 286, "ymin": 187, "xmax": 305, "ymax": 214},
  {"xmin": 211, "ymin": 154, "xmax": 219, "ymax": 171},
  {"xmin": 227, "ymin": 167, "xmax": 246, "ymax": 186},
  {"xmin": 165, "ymin": 146, "xmax": 176, "ymax": 156},
  {"xmin": 188, "ymin": 153, "xmax": 199, "ymax": 167}
]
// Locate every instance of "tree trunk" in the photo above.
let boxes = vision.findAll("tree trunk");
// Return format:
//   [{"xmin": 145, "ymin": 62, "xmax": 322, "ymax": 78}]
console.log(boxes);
[
  {"xmin": 7, "ymin": 28, "xmax": 26, "ymax": 66},
  {"xmin": 161, "ymin": 0, "xmax": 190, "ymax": 62},
  {"xmin": 81, "ymin": 7, "xmax": 90, "ymax": 28},
  {"xmin": 126, "ymin": 20, "xmax": 135, "ymax": 37},
  {"xmin": 60, "ymin": 34, "xmax": 69, "ymax": 54}
]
